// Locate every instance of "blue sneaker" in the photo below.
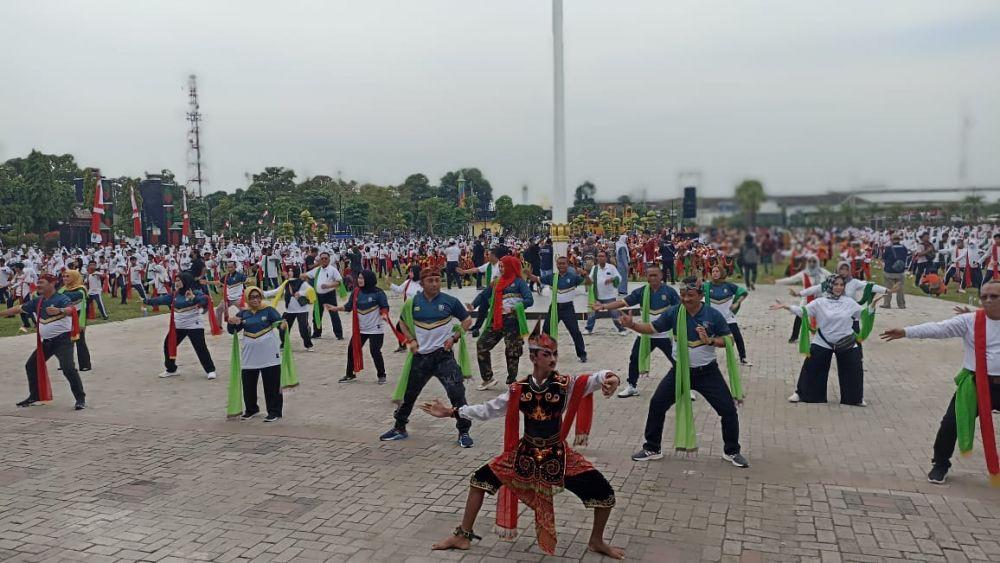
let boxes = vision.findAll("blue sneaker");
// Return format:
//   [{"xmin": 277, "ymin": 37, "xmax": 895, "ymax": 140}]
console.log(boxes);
[
  {"xmin": 458, "ymin": 433, "xmax": 474, "ymax": 448},
  {"xmin": 379, "ymin": 428, "xmax": 408, "ymax": 441}
]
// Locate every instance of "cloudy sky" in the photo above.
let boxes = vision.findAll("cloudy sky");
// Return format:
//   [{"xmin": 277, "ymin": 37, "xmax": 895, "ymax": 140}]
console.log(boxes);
[{"xmin": 2, "ymin": 1, "xmax": 999, "ymax": 204}]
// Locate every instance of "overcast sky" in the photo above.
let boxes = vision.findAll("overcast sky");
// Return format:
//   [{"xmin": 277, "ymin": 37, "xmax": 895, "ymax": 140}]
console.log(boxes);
[{"xmin": 3, "ymin": 1, "xmax": 999, "ymax": 204}]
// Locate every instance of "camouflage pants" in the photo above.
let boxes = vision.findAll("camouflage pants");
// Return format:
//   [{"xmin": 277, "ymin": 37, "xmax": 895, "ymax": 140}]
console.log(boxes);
[{"xmin": 476, "ymin": 321, "xmax": 523, "ymax": 385}]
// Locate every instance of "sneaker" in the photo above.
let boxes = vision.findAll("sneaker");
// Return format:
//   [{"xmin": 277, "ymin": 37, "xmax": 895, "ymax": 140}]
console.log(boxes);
[
  {"xmin": 927, "ymin": 465, "xmax": 948, "ymax": 484},
  {"xmin": 394, "ymin": 345, "xmax": 406, "ymax": 353},
  {"xmin": 787, "ymin": 392, "xmax": 800, "ymax": 403},
  {"xmin": 477, "ymin": 378, "xmax": 498, "ymax": 391},
  {"xmin": 158, "ymin": 370, "xmax": 179, "ymax": 378},
  {"xmin": 617, "ymin": 384, "xmax": 639, "ymax": 398},
  {"xmin": 583, "ymin": 329, "xmax": 594, "ymax": 335},
  {"xmin": 859, "ymin": 400, "xmax": 868, "ymax": 407},
  {"xmin": 618, "ymin": 329, "xmax": 629, "ymax": 336},
  {"xmin": 312, "ymin": 334, "xmax": 322, "ymax": 339},
  {"xmin": 339, "ymin": 374, "xmax": 357, "ymax": 383},
  {"xmin": 377, "ymin": 376, "xmax": 387, "ymax": 385},
  {"xmin": 723, "ymin": 453, "xmax": 750, "ymax": 468},
  {"xmin": 263, "ymin": 415, "xmax": 281, "ymax": 423},
  {"xmin": 16, "ymin": 398, "xmax": 39, "ymax": 407},
  {"xmin": 241, "ymin": 411, "xmax": 260, "ymax": 420},
  {"xmin": 787, "ymin": 337, "xmax": 797, "ymax": 344},
  {"xmin": 471, "ymin": 329, "xmax": 480, "ymax": 338},
  {"xmin": 206, "ymin": 371, "xmax": 217, "ymax": 380},
  {"xmin": 379, "ymin": 428, "xmax": 408, "ymax": 441},
  {"xmin": 18, "ymin": 327, "xmax": 29, "ymax": 333},
  {"xmin": 740, "ymin": 359, "xmax": 753, "ymax": 367},
  {"xmin": 631, "ymin": 449, "xmax": 664, "ymax": 462},
  {"xmin": 458, "ymin": 433, "xmax": 474, "ymax": 448},
  {"xmin": 79, "ymin": 367, "xmax": 92, "ymax": 372},
  {"xmin": 578, "ymin": 355, "xmax": 587, "ymax": 363},
  {"xmin": 74, "ymin": 400, "xmax": 86, "ymax": 411},
  {"xmin": 691, "ymin": 391, "xmax": 697, "ymax": 401},
  {"xmin": 305, "ymin": 347, "xmax": 316, "ymax": 352}
]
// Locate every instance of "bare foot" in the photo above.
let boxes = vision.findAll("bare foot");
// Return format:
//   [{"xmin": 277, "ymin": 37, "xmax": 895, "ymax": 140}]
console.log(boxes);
[
  {"xmin": 431, "ymin": 534, "xmax": 471, "ymax": 551},
  {"xmin": 588, "ymin": 539, "xmax": 625, "ymax": 559}
]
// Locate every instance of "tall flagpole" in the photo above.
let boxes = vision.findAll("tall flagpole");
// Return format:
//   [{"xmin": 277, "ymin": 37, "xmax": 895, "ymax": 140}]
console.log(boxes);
[{"xmin": 551, "ymin": 0, "xmax": 570, "ymax": 255}]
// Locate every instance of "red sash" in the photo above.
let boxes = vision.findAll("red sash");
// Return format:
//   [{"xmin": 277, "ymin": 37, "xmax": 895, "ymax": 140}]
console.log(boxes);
[
  {"xmin": 205, "ymin": 290, "xmax": 222, "ymax": 336},
  {"xmin": 167, "ymin": 295, "xmax": 178, "ymax": 360},
  {"xmin": 34, "ymin": 300, "xmax": 53, "ymax": 401},
  {"xmin": 973, "ymin": 310, "xmax": 999, "ymax": 482},
  {"xmin": 350, "ymin": 288, "xmax": 363, "ymax": 372}
]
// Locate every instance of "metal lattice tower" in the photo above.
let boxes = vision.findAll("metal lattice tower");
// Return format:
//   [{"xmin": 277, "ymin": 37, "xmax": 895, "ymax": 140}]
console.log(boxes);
[{"xmin": 186, "ymin": 74, "xmax": 205, "ymax": 198}]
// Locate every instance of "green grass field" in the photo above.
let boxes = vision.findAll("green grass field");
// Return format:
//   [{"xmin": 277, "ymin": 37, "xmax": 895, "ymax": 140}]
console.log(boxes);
[{"xmin": 0, "ymin": 262, "xmax": 978, "ymax": 338}]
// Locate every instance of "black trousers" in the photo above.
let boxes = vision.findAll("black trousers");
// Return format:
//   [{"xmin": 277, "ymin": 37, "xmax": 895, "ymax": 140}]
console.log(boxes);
[
  {"xmin": 627, "ymin": 337, "xmax": 674, "ymax": 387},
  {"xmin": 642, "ymin": 361, "xmax": 740, "ymax": 455},
  {"xmin": 87, "ymin": 293, "xmax": 109, "ymax": 319},
  {"xmin": 542, "ymin": 301, "xmax": 586, "ymax": 360},
  {"xmin": 121, "ymin": 282, "xmax": 148, "ymax": 304},
  {"xmin": 729, "ymin": 323, "xmax": 747, "ymax": 361},
  {"xmin": 662, "ymin": 261, "xmax": 676, "ymax": 283},
  {"xmin": 25, "ymin": 333, "xmax": 85, "ymax": 401},
  {"xmin": 393, "ymin": 349, "xmax": 471, "ymax": 433},
  {"xmin": 346, "ymin": 333, "xmax": 385, "ymax": 378},
  {"xmin": 795, "ymin": 344, "xmax": 863, "ymax": 405},
  {"xmin": 446, "ymin": 261, "xmax": 460, "ymax": 289},
  {"xmin": 313, "ymin": 292, "xmax": 343, "ymax": 339},
  {"xmin": 470, "ymin": 296, "xmax": 490, "ymax": 333},
  {"xmin": 742, "ymin": 264, "xmax": 757, "ymax": 286},
  {"xmin": 932, "ymin": 382, "xmax": 1000, "ymax": 468},
  {"xmin": 471, "ymin": 464, "xmax": 616, "ymax": 508},
  {"xmin": 162, "ymin": 328, "xmax": 216, "ymax": 374},
  {"xmin": 281, "ymin": 312, "xmax": 313, "ymax": 349},
  {"xmin": 76, "ymin": 331, "xmax": 91, "ymax": 370},
  {"xmin": 242, "ymin": 365, "xmax": 282, "ymax": 417}
]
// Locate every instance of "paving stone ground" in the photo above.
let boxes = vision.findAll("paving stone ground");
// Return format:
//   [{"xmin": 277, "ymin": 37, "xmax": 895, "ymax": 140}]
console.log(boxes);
[{"xmin": 1, "ymin": 283, "xmax": 1000, "ymax": 562}]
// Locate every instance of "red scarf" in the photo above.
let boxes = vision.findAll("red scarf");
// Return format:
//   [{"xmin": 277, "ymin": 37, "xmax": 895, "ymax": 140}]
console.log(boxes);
[
  {"xmin": 350, "ymin": 287, "xmax": 363, "ymax": 373},
  {"xmin": 803, "ymin": 274, "xmax": 817, "ymax": 330},
  {"xmin": 125, "ymin": 267, "xmax": 133, "ymax": 299},
  {"xmin": 34, "ymin": 300, "xmax": 53, "ymax": 401},
  {"xmin": 87, "ymin": 297, "xmax": 96, "ymax": 320},
  {"xmin": 205, "ymin": 290, "xmax": 222, "ymax": 336},
  {"xmin": 167, "ymin": 294, "xmax": 178, "ymax": 360},
  {"xmin": 964, "ymin": 250, "xmax": 972, "ymax": 289},
  {"xmin": 973, "ymin": 310, "xmax": 999, "ymax": 482},
  {"xmin": 70, "ymin": 306, "xmax": 80, "ymax": 341},
  {"xmin": 992, "ymin": 245, "xmax": 999, "ymax": 280},
  {"xmin": 150, "ymin": 284, "xmax": 160, "ymax": 312},
  {"xmin": 491, "ymin": 256, "xmax": 521, "ymax": 331},
  {"xmin": 102, "ymin": 273, "xmax": 110, "ymax": 294}
]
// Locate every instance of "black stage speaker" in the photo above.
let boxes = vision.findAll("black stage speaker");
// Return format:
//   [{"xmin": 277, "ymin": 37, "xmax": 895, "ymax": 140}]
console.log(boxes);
[{"xmin": 682, "ymin": 186, "xmax": 697, "ymax": 219}]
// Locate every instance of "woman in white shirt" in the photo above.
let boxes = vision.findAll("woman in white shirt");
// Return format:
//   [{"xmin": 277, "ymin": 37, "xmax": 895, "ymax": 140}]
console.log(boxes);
[{"xmin": 771, "ymin": 275, "xmax": 868, "ymax": 406}]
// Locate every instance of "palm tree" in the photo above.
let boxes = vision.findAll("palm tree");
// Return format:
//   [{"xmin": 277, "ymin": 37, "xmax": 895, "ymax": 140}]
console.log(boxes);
[{"xmin": 734, "ymin": 180, "xmax": 766, "ymax": 228}]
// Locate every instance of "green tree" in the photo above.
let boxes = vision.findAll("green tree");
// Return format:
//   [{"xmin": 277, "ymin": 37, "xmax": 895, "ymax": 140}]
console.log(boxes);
[
  {"xmin": 570, "ymin": 181, "xmax": 597, "ymax": 217},
  {"xmin": 0, "ymin": 151, "xmax": 79, "ymax": 234},
  {"xmin": 734, "ymin": 179, "xmax": 766, "ymax": 229}
]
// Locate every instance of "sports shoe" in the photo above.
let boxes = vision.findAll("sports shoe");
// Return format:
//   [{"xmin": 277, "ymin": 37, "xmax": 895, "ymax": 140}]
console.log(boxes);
[
  {"xmin": 377, "ymin": 376, "xmax": 387, "ymax": 385},
  {"xmin": 158, "ymin": 370, "xmax": 180, "ymax": 378},
  {"xmin": 927, "ymin": 465, "xmax": 948, "ymax": 484},
  {"xmin": 617, "ymin": 384, "xmax": 639, "ymax": 398},
  {"xmin": 631, "ymin": 449, "xmax": 664, "ymax": 462},
  {"xmin": 859, "ymin": 400, "xmax": 868, "ymax": 407},
  {"xmin": 578, "ymin": 355, "xmax": 587, "ymax": 363},
  {"xmin": 477, "ymin": 378, "xmax": 498, "ymax": 391},
  {"xmin": 458, "ymin": 433, "xmax": 474, "ymax": 448},
  {"xmin": 263, "ymin": 415, "xmax": 281, "ymax": 423},
  {"xmin": 74, "ymin": 400, "xmax": 86, "ymax": 411},
  {"xmin": 618, "ymin": 329, "xmax": 629, "ymax": 336},
  {"xmin": 339, "ymin": 374, "xmax": 357, "ymax": 383},
  {"xmin": 723, "ymin": 453, "xmax": 750, "ymax": 468},
  {"xmin": 740, "ymin": 358, "xmax": 753, "ymax": 367},
  {"xmin": 305, "ymin": 347, "xmax": 316, "ymax": 352},
  {"xmin": 583, "ymin": 329, "xmax": 594, "ymax": 335},
  {"xmin": 691, "ymin": 391, "xmax": 698, "ymax": 401},
  {"xmin": 379, "ymin": 428, "xmax": 408, "ymax": 441},
  {"xmin": 206, "ymin": 371, "xmax": 217, "ymax": 380},
  {"xmin": 16, "ymin": 397, "xmax": 39, "ymax": 407},
  {"xmin": 241, "ymin": 411, "xmax": 260, "ymax": 420},
  {"xmin": 312, "ymin": 334, "xmax": 322, "ymax": 339},
  {"xmin": 787, "ymin": 392, "xmax": 800, "ymax": 403},
  {"xmin": 787, "ymin": 337, "xmax": 797, "ymax": 344}
]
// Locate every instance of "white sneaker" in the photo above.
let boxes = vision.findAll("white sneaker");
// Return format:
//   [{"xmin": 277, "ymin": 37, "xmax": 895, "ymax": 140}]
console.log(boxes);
[
  {"xmin": 740, "ymin": 358, "xmax": 753, "ymax": 367},
  {"xmin": 859, "ymin": 400, "xmax": 868, "ymax": 407},
  {"xmin": 617, "ymin": 384, "xmax": 639, "ymax": 398},
  {"xmin": 618, "ymin": 329, "xmax": 629, "ymax": 336},
  {"xmin": 158, "ymin": 370, "xmax": 179, "ymax": 378},
  {"xmin": 477, "ymin": 379, "xmax": 498, "ymax": 391},
  {"xmin": 690, "ymin": 391, "xmax": 697, "ymax": 401},
  {"xmin": 583, "ymin": 329, "xmax": 594, "ymax": 335},
  {"xmin": 305, "ymin": 347, "xmax": 316, "ymax": 352},
  {"xmin": 788, "ymin": 392, "xmax": 800, "ymax": 403},
  {"xmin": 206, "ymin": 371, "xmax": 217, "ymax": 380}
]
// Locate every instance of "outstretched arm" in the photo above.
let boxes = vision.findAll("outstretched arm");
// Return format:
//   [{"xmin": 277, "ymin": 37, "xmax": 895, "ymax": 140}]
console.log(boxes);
[{"xmin": 420, "ymin": 391, "xmax": 510, "ymax": 422}]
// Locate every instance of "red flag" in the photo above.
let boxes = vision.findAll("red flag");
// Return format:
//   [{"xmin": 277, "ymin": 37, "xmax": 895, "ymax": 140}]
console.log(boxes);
[
  {"xmin": 90, "ymin": 176, "xmax": 105, "ymax": 244},
  {"xmin": 182, "ymin": 190, "xmax": 191, "ymax": 243},
  {"xmin": 130, "ymin": 185, "xmax": 142, "ymax": 237}
]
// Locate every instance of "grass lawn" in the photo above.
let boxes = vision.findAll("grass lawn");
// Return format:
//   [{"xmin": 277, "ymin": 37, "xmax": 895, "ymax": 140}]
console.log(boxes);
[{"xmin": 1, "ymin": 261, "xmax": 979, "ymax": 338}]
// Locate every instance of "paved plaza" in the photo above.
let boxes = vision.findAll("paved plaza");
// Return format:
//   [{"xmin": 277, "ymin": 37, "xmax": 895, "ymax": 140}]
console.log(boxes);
[{"xmin": 1, "ymin": 284, "xmax": 1000, "ymax": 562}]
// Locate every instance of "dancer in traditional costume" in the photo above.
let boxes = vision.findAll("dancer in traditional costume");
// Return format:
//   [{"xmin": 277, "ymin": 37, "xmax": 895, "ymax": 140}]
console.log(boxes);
[
  {"xmin": 422, "ymin": 321, "xmax": 625, "ymax": 559},
  {"xmin": 531, "ymin": 255, "xmax": 591, "ymax": 363},
  {"xmin": 705, "ymin": 265, "xmax": 751, "ymax": 365},
  {"xmin": 325, "ymin": 270, "xmax": 392, "ymax": 384},
  {"xmin": 59, "ymin": 269, "xmax": 92, "ymax": 371},
  {"xmin": 226, "ymin": 286, "xmax": 286, "ymax": 422},
  {"xmin": 144, "ymin": 272, "xmax": 218, "ymax": 380},
  {"xmin": 475, "ymin": 255, "xmax": 533, "ymax": 390},
  {"xmin": 772, "ymin": 274, "xmax": 876, "ymax": 406},
  {"xmin": 594, "ymin": 265, "xmax": 680, "ymax": 398},
  {"xmin": 625, "ymin": 276, "xmax": 748, "ymax": 467},
  {"xmin": 881, "ymin": 279, "xmax": 1000, "ymax": 485},
  {"xmin": 0, "ymin": 274, "xmax": 86, "ymax": 410},
  {"xmin": 381, "ymin": 267, "xmax": 474, "ymax": 446}
]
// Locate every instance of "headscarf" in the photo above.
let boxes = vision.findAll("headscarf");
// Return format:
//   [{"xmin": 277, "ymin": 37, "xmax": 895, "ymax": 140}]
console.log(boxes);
[
  {"xmin": 359, "ymin": 270, "xmax": 378, "ymax": 294},
  {"xmin": 243, "ymin": 286, "xmax": 265, "ymax": 312},
  {"xmin": 804, "ymin": 256, "xmax": 823, "ymax": 279},
  {"xmin": 616, "ymin": 234, "xmax": 628, "ymax": 252},
  {"xmin": 836, "ymin": 261, "xmax": 852, "ymax": 281},
  {"xmin": 491, "ymin": 255, "xmax": 522, "ymax": 330},
  {"xmin": 823, "ymin": 274, "xmax": 847, "ymax": 299},
  {"xmin": 62, "ymin": 270, "xmax": 85, "ymax": 292}
]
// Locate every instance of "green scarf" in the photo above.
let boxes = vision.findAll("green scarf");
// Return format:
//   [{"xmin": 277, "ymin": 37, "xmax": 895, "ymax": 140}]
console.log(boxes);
[
  {"xmin": 61, "ymin": 287, "xmax": 88, "ymax": 330},
  {"xmin": 393, "ymin": 299, "xmax": 472, "ymax": 402},
  {"xmin": 857, "ymin": 306, "xmax": 876, "ymax": 341},
  {"xmin": 547, "ymin": 271, "xmax": 559, "ymax": 340},
  {"xmin": 477, "ymin": 282, "xmax": 496, "ymax": 343},
  {"xmin": 724, "ymin": 335, "xmax": 743, "ymax": 401},
  {"xmin": 514, "ymin": 302, "xmax": 529, "ymax": 336},
  {"xmin": 588, "ymin": 266, "xmax": 597, "ymax": 305},
  {"xmin": 338, "ymin": 279, "xmax": 349, "ymax": 299},
  {"xmin": 673, "ymin": 305, "xmax": 697, "ymax": 451},
  {"xmin": 279, "ymin": 323, "xmax": 298, "ymax": 389},
  {"xmin": 856, "ymin": 281, "xmax": 875, "ymax": 306},
  {"xmin": 226, "ymin": 320, "xmax": 298, "ymax": 418},
  {"xmin": 638, "ymin": 284, "xmax": 652, "ymax": 373},
  {"xmin": 798, "ymin": 306, "xmax": 812, "ymax": 355},
  {"xmin": 954, "ymin": 368, "xmax": 978, "ymax": 456}
]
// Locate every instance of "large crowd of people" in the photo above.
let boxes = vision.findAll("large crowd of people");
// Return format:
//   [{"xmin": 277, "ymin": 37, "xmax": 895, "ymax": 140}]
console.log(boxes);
[{"xmin": 2, "ymin": 222, "xmax": 1000, "ymax": 558}]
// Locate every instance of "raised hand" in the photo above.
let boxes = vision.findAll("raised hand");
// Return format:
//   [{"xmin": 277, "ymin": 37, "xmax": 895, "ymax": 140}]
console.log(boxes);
[
  {"xmin": 419, "ymin": 398, "xmax": 453, "ymax": 418},
  {"xmin": 880, "ymin": 328, "xmax": 905, "ymax": 341}
]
